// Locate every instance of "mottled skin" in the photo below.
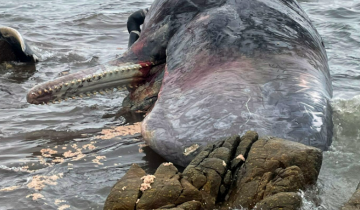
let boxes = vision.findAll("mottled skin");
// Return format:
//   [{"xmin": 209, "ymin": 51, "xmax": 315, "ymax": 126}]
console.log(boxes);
[{"xmin": 27, "ymin": 0, "xmax": 332, "ymax": 167}]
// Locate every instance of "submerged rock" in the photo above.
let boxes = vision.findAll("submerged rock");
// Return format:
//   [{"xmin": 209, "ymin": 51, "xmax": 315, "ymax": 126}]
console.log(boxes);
[
  {"xmin": 342, "ymin": 182, "xmax": 360, "ymax": 210},
  {"xmin": 104, "ymin": 131, "xmax": 323, "ymax": 210}
]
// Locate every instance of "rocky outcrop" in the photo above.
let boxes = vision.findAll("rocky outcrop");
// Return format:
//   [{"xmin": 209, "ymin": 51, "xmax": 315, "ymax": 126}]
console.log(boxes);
[
  {"xmin": 226, "ymin": 136, "xmax": 322, "ymax": 209},
  {"xmin": 254, "ymin": 192, "xmax": 302, "ymax": 210},
  {"xmin": 104, "ymin": 164, "xmax": 145, "ymax": 210},
  {"xmin": 104, "ymin": 131, "xmax": 323, "ymax": 210},
  {"xmin": 342, "ymin": 182, "xmax": 360, "ymax": 210},
  {"xmin": 104, "ymin": 163, "xmax": 202, "ymax": 210},
  {"xmin": 182, "ymin": 132, "xmax": 257, "ymax": 209}
]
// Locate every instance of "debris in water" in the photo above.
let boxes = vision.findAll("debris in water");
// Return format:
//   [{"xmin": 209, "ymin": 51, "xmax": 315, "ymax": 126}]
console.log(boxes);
[
  {"xmin": 58, "ymin": 204, "xmax": 70, "ymax": 210},
  {"xmin": 82, "ymin": 144, "xmax": 96, "ymax": 150},
  {"xmin": 54, "ymin": 199, "xmax": 66, "ymax": 205},
  {"xmin": 92, "ymin": 156, "xmax": 106, "ymax": 165},
  {"xmin": 27, "ymin": 173, "xmax": 64, "ymax": 190},
  {"xmin": 0, "ymin": 185, "xmax": 20, "ymax": 192},
  {"xmin": 37, "ymin": 156, "xmax": 52, "ymax": 166},
  {"xmin": 96, "ymin": 122, "xmax": 142, "ymax": 140},
  {"xmin": 52, "ymin": 157, "xmax": 64, "ymax": 164},
  {"xmin": 63, "ymin": 149, "xmax": 86, "ymax": 161},
  {"xmin": 40, "ymin": 148, "xmax": 57, "ymax": 157},
  {"xmin": 26, "ymin": 193, "xmax": 44, "ymax": 201}
]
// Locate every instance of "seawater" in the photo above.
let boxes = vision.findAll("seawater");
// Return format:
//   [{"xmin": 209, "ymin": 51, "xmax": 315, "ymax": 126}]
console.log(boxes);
[{"xmin": 0, "ymin": 0, "xmax": 359, "ymax": 209}]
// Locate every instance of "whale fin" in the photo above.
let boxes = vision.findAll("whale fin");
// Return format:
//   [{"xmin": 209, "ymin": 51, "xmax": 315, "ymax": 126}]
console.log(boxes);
[{"xmin": 0, "ymin": 26, "xmax": 38, "ymax": 63}]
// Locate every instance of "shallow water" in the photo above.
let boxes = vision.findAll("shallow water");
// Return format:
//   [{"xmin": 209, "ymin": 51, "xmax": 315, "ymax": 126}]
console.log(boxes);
[{"xmin": 0, "ymin": 0, "xmax": 359, "ymax": 209}]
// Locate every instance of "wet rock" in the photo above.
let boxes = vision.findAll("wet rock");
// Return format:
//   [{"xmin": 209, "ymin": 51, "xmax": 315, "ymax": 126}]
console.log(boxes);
[
  {"xmin": 105, "ymin": 162, "xmax": 203, "ymax": 210},
  {"xmin": 176, "ymin": 178, "xmax": 202, "ymax": 205},
  {"xmin": 104, "ymin": 164, "xmax": 146, "ymax": 210},
  {"xmin": 182, "ymin": 135, "xmax": 241, "ymax": 209},
  {"xmin": 104, "ymin": 132, "xmax": 322, "ymax": 210},
  {"xmin": 171, "ymin": 201, "xmax": 202, "ymax": 210},
  {"xmin": 231, "ymin": 131, "xmax": 258, "ymax": 170},
  {"xmin": 342, "ymin": 182, "xmax": 360, "ymax": 210},
  {"xmin": 227, "ymin": 137, "xmax": 322, "ymax": 209},
  {"xmin": 137, "ymin": 164, "xmax": 182, "ymax": 209},
  {"xmin": 180, "ymin": 166, "xmax": 206, "ymax": 189},
  {"xmin": 262, "ymin": 166, "xmax": 305, "ymax": 197},
  {"xmin": 254, "ymin": 192, "xmax": 302, "ymax": 210}
]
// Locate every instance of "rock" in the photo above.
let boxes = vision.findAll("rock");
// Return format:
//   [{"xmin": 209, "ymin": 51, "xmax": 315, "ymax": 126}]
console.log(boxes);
[
  {"xmin": 104, "ymin": 132, "xmax": 322, "ymax": 210},
  {"xmin": 182, "ymin": 135, "xmax": 242, "ymax": 209},
  {"xmin": 104, "ymin": 164, "xmax": 146, "ymax": 210},
  {"xmin": 176, "ymin": 178, "xmax": 202, "ymax": 205},
  {"xmin": 180, "ymin": 167, "xmax": 206, "ymax": 189},
  {"xmin": 137, "ymin": 164, "xmax": 183, "ymax": 209},
  {"xmin": 105, "ymin": 162, "xmax": 203, "ymax": 210},
  {"xmin": 342, "ymin": 182, "xmax": 360, "ymax": 210},
  {"xmin": 231, "ymin": 131, "xmax": 258, "ymax": 169},
  {"xmin": 227, "ymin": 137, "xmax": 322, "ymax": 209},
  {"xmin": 254, "ymin": 192, "xmax": 302, "ymax": 210},
  {"xmin": 172, "ymin": 201, "xmax": 202, "ymax": 210},
  {"xmin": 262, "ymin": 166, "xmax": 305, "ymax": 197}
]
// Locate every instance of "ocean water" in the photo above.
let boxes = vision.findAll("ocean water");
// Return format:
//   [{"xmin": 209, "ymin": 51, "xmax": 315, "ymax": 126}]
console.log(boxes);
[{"xmin": 0, "ymin": 0, "xmax": 359, "ymax": 209}]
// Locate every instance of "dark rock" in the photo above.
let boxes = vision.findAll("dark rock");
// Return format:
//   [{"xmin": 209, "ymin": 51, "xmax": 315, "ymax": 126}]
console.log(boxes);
[
  {"xmin": 223, "ymin": 170, "xmax": 232, "ymax": 186},
  {"xmin": 104, "ymin": 164, "xmax": 146, "ymax": 210},
  {"xmin": 181, "ymin": 167, "xmax": 207, "ymax": 189},
  {"xmin": 199, "ymin": 158, "xmax": 227, "ymax": 175},
  {"xmin": 187, "ymin": 150, "xmax": 210, "ymax": 166},
  {"xmin": 159, "ymin": 204, "xmax": 177, "ymax": 209},
  {"xmin": 182, "ymin": 135, "xmax": 241, "ymax": 209},
  {"xmin": 342, "ymin": 182, "xmax": 360, "ymax": 210},
  {"xmin": 237, "ymin": 131, "xmax": 259, "ymax": 156},
  {"xmin": 263, "ymin": 166, "xmax": 305, "ymax": 197},
  {"xmin": 231, "ymin": 131, "xmax": 258, "ymax": 170},
  {"xmin": 227, "ymin": 138, "xmax": 322, "ymax": 209},
  {"xmin": 222, "ymin": 135, "xmax": 241, "ymax": 152},
  {"xmin": 200, "ymin": 168, "xmax": 222, "ymax": 209},
  {"xmin": 154, "ymin": 162, "xmax": 178, "ymax": 178},
  {"xmin": 169, "ymin": 201, "xmax": 202, "ymax": 210},
  {"xmin": 175, "ymin": 178, "xmax": 202, "ymax": 205},
  {"xmin": 137, "ymin": 164, "xmax": 183, "ymax": 209},
  {"xmin": 209, "ymin": 147, "xmax": 231, "ymax": 163},
  {"xmin": 134, "ymin": 163, "xmax": 203, "ymax": 210},
  {"xmin": 254, "ymin": 192, "xmax": 302, "ymax": 210},
  {"xmin": 219, "ymin": 184, "xmax": 227, "ymax": 196},
  {"xmin": 104, "ymin": 132, "xmax": 322, "ymax": 210}
]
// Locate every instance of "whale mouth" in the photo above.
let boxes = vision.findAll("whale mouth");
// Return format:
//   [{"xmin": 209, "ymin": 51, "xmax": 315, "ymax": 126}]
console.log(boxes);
[{"xmin": 26, "ymin": 61, "xmax": 157, "ymax": 105}]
